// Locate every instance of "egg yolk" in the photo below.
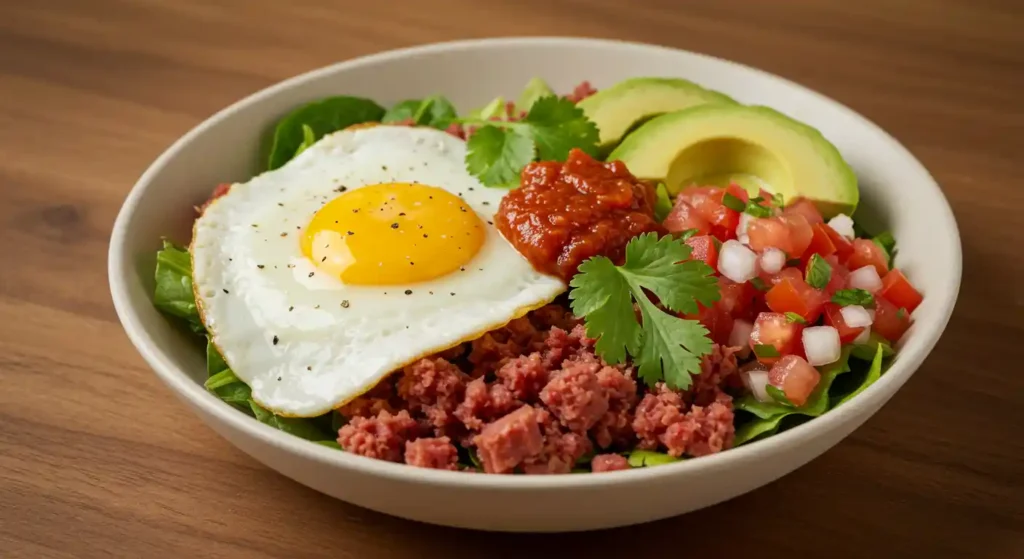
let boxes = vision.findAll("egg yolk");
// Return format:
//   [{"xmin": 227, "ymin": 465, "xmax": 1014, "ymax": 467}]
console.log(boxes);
[{"xmin": 301, "ymin": 183, "xmax": 486, "ymax": 285}]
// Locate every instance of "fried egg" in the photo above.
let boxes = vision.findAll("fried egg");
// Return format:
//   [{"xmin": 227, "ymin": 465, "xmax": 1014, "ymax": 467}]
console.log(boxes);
[{"xmin": 192, "ymin": 125, "xmax": 566, "ymax": 417}]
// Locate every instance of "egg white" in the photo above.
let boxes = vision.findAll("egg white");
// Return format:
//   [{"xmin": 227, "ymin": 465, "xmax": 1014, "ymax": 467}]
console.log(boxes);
[{"xmin": 191, "ymin": 126, "xmax": 565, "ymax": 417}]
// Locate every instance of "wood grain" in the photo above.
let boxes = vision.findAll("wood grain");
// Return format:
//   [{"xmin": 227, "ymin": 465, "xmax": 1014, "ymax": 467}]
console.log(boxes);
[{"xmin": 1, "ymin": 0, "xmax": 1022, "ymax": 557}]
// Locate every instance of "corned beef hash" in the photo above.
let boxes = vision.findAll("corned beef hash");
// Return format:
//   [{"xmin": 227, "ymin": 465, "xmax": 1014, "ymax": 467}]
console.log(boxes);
[{"xmin": 153, "ymin": 77, "xmax": 922, "ymax": 474}]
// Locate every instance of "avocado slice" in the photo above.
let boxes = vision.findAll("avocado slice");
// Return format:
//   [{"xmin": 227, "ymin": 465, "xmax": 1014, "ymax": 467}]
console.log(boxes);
[
  {"xmin": 516, "ymin": 77, "xmax": 555, "ymax": 112},
  {"xmin": 608, "ymin": 104, "xmax": 858, "ymax": 218},
  {"xmin": 578, "ymin": 77, "xmax": 736, "ymax": 153},
  {"xmin": 466, "ymin": 96, "xmax": 506, "ymax": 120}
]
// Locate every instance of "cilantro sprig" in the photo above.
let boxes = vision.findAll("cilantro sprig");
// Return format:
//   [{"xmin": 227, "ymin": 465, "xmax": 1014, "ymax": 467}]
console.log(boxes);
[
  {"xmin": 568, "ymin": 233, "xmax": 720, "ymax": 390},
  {"xmin": 461, "ymin": 95, "xmax": 600, "ymax": 187}
]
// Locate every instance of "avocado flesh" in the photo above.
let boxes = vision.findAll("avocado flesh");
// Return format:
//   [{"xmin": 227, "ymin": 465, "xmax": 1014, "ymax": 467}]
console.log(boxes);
[
  {"xmin": 608, "ymin": 104, "xmax": 858, "ymax": 218},
  {"xmin": 516, "ymin": 77, "xmax": 555, "ymax": 112},
  {"xmin": 578, "ymin": 77, "xmax": 736, "ymax": 152}
]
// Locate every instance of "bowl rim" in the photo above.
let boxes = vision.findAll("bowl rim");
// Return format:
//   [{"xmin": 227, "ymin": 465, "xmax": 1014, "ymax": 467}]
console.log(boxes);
[{"xmin": 108, "ymin": 36, "xmax": 962, "ymax": 489}]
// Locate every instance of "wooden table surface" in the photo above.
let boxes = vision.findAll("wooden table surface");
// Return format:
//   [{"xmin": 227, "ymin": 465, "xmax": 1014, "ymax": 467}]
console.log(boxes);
[{"xmin": 2, "ymin": 0, "xmax": 1022, "ymax": 557}]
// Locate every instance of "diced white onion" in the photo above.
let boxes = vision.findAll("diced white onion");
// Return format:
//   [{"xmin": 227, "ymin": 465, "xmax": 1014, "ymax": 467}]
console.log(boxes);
[
  {"xmin": 848, "ymin": 265, "xmax": 883, "ymax": 292},
  {"xmin": 840, "ymin": 304, "xmax": 873, "ymax": 327},
  {"xmin": 740, "ymin": 367, "xmax": 772, "ymax": 403},
  {"xmin": 718, "ymin": 240, "xmax": 759, "ymax": 283},
  {"xmin": 737, "ymin": 213, "xmax": 754, "ymax": 237},
  {"xmin": 828, "ymin": 213, "xmax": 855, "ymax": 240},
  {"xmin": 867, "ymin": 308, "xmax": 876, "ymax": 321},
  {"xmin": 738, "ymin": 233, "xmax": 750, "ymax": 246},
  {"xmin": 759, "ymin": 247, "xmax": 786, "ymax": 274},
  {"xmin": 802, "ymin": 326, "xmax": 842, "ymax": 366},
  {"xmin": 729, "ymin": 319, "xmax": 754, "ymax": 358},
  {"xmin": 853, "ymin": 325, "xmax": 872, "ymax": 345}
]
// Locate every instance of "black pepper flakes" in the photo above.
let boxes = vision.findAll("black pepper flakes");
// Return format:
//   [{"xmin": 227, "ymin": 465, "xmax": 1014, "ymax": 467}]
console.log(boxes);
[
  {"xmin": 222, "ymin": 289, "xmax": 229, "ymax": 294},
  {"xmin": 334, "ymin": 185, "xmax": 348, "ymax": 192},
  {"xmin": 280, "ymin": 232, "xmax": 288, "ymax": 237},
  {"xmin": 450, "ymin": 292, "xmax": 456, "ymax": 296},
  {"xmin": 352, "ymin": 209, "xmax": 360, "ymax": 213},
  {"xmin": 272, "ymin": 335, "xmax": 279, "ymax": 345},
  {"xmin": 308, "ymin": 272, "xmax": 315, "ymax": 277},
  {"xmin": 429, "ymin": 291, "xmax": 434, "ymax": 295},
  {"xmin": 307, "ymin": 366, "xmax": 312, "ymax": 371},
  {"xmin": 409, "ymin": 262, "xmax": 415, "ymax": 266},
  {"xmin": 404, "ymin": 289, "xmax": 413, "ymax": 295},
  {"xmin": 460, "ymin": 267, "xmax": 465, "ymax": 271},
  {"xmin": 251, "ymin": 224, "xmax": 258, "ymax": 228},
  {"xmin": 487, "ymin": 221, "xmax": 493, "ymax": 225},
  {"xmin": 341, "ymin": 300, "xmax": 350, "ymax": 308},
  {"xmin": 399, "ymin": 212, "xmax": 406, "ymax": 217},
  {"xmin": 482, "ymin": 201, "xmax": 490, "ymax": 206},
  {"xmin": 459, "ymin": 206, "xmax": 466, "ymax": 212},
  {"xmin": 289, "ymin": 306, "xmax": 294, "ymax": 312},
  {"xmin": 347, "ymin": 230, "xmax": 355, "ymax": 235},
  {"xmin": 422, "ymin": 234, "xmax": 428, "ymax": 238},
  {"xmin": 381, "ymin": 165, "xmax": 388, "ymax": 171},
  {"xmin": 321, "ymin": 256, "xmax": 327, "ymax": 262},
  {"xmin": 390, "ymin": 223, "xmax": 399, "ymax": 229},
  {"xmin": 277, "ymin": 376, "xmax": 282, "ymax": 381},
  {"xmin": 277, "ymin": 202, "xmax": 284, "ymax": 207},
  {"xmin": 468, "ymin": 187, "xmax": 474, "ymax": 191},
  {"xmin": 257, "ymin": 264, "xmax": 264, "ymax": 269}
]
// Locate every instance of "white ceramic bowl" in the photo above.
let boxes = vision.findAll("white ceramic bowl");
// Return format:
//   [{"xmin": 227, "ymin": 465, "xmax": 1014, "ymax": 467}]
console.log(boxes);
[{"xmin": 108, "ymin": 37, "xmax": 961, "ymax": 532}]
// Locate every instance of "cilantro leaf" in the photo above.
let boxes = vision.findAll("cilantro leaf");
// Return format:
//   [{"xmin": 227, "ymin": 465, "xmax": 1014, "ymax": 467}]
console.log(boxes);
[
  {"xmin": 753, "ymin": 344, "xmax": 780, "ymax": 358},
  {"xmin": 805, "ymin": 253, "xmax": 831, "ymax": 289},
  {"xmin": 464, "ymin": 126, "xmax": 535, "ymax": 187},
  {"xmin": 619, "ymin": 233, "xmax": 719, "ymax": 315},
  {"xmin": 521, "ymin": 95, "xmax": 600, "ymax": 160},
  {"xmin": 832, "ymin": 288, "xmax": 874, "ymax": 306},
  {"xmin": 569, "ymin": 257, "xmax": 641, "ymax": 364},
  {"xmin": 569, "ymin": 233, "xmax": 719, "ymax": 390},
  {"xmin": 784, "ymin": 312, "xmax": 807, "ymax": 324},
  {"xmin": 722, "ymin": 192, "xmax": 745, "ymax": 212},
  {"xmin": 744, "ymin": 200, "xmax": 773, "ymax": 218},
  {"xmin": 654, "ymin": 182, "xmax": 673, "ymax": 222},
  {"xmin": 765, "ymin": 384, "xmax": 794, "ymax": 407},
  {"xmin": 635, "ymin": 299, "xmax": 713, "ymax": 389}
]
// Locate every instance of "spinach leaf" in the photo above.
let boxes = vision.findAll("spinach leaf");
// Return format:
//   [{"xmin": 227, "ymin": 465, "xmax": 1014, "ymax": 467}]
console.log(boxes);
[
  {"xmin": 382, "ymin": 95, "xmax": 458, "ymax": 129},
  {"xmin": 654, "ymin": 182, "xmax": 673, "ymax": 222},
  {"xmin": 292, "ymin": 124, "xmax": 317, "ymax": 158},
  {"xmin": 248, "ymin": 400, "xmax": 331, "ymax": 441},
  {"xmin": 851, "ymin": 332, "xmax": 894, "ymax": 361},
  {"xmin": 203, "ymin": 369, "xmax": 252, "ymax": 413},
  {"xmin": 153, "ymin": 240, "xmax": 203, "ymax": 332},
  {"xmin": 315, "ymin": 440, "xmax": 342, "ymax": 450},
  {"xmin": 266, "ymin": 96, "xmax": 385, "ymax": 170},
  {"xmin": 206, "ymin": 338, "xmax": 228, "ymax": 378},
  {"xmin": 734, "ymin": 413, "xmax": 788, "ymax": 445},
  {"xmin": 626, "ymin": 449, "xmax": 680, "ymax": 467}
]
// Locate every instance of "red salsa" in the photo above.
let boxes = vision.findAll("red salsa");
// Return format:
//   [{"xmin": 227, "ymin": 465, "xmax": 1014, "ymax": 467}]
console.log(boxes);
[{"xmin": 495, "ymin": 149, "xmax": 664, "ymax": 280}]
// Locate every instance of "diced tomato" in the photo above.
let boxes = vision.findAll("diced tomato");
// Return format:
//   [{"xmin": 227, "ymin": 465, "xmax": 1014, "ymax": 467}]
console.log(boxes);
[
  {"xmin": 764, "ymin": 277, "xmax": 828, "ymax": 323},
  {"xmin": 761, "ymin": 266, "xmax": 803, "ymax": 286},
  {"xmin": 685, "ymin": 235, "xmax": 718, "ymax": 269},
  {"xmin": 750, "ymin": 312, "xmax": 804, "ymax": 365},
  {"xmin": 879, "ymin": 269, "xmax": 923, "ymax": 313},
  {"xmin": 769, "ymin": 355, "xmax": 821, "ymax": 406},
  {"xmin": 847, "ymin": 238, "xmax": 889, "ymax": 277},
  {"xmin": 717, "ymin": 277, "xmax": 757, "ymax": 320},
  {"xmin": 873, "ymin": 297, "xmax": 911, "ymax": 342},
  {"xmin": 823, "ymin": 224, "xmax": 854, "ymax": 261},
  {"xmin": 782, "ymin": 197, "xmax": 824, "ymax": 225},
  {"xmin": 663, "ymin": 200, "xmax": 712, "ymax": 236},
  {"xmin": 803, "ymin": 223, "xmax": 837, "ymax": 263},
  {"xmin": 778, "ymin": 214, "xmax": 813, "ymax": 258},
  {"xmin": 725, "ymin": 183, "xmax": 749, "ymax": 204},
  {"xmin": 822, "ymin": 303, "xmax": 866, "ymax": 343},
  {"xmin": 687, "ymin": 304, "xmax": 734, "ymax": 346},
  {"xmin": 823, "ymin": 256, "xmax": 849, "ymax": 295},
  {"xmin": 679, "ymin": 186, "xmax": 741, "ymax": 240},
  {"xmin": 747, "ymin": 214, "xmax": 813, "ymax": 258}
]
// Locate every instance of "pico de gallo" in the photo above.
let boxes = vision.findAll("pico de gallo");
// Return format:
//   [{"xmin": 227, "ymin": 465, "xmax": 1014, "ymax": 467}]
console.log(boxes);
[{"xmin": 662, "ymin": 182, "xmax": 921, "ymax": 440}]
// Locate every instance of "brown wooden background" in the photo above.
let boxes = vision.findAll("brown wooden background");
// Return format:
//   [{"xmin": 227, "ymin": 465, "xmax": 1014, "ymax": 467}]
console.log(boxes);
[{"xmin": 1, "ymin": 1, "xmax": 1022, "ymax": 557}]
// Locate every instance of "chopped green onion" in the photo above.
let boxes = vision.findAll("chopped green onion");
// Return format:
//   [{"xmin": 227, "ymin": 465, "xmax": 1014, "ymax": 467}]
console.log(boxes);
[
  {"xmin": 784, "ymin": 312, "xmax": 807, "ymax": 324},
  {"xmin": 722, "ymin": 192, "xmax": 745, "ymax": 212},
  {"xmin": 753, "ymin": 344, "xmax": 780, "ymax": 358},
  {"xmin": 765, "ymin": 384, "xmax": 794, "ymax": 407},
  {"xmin": 832, "ymin": 288, "xmax": 874, "ymax": 306},
  {"xmin": 750, "ymin": 277, "xmax": 769, "ymax": 291}
]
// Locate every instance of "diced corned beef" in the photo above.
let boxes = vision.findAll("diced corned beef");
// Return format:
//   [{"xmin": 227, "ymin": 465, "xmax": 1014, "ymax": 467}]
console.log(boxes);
[
  {"xmin": 591, "ymin": 453, "xmax": 631, "ymax": 473},
  {"xmin": 397, "ymin": 358, "xmax": 468, "ymax": 436},
  {"xmin": 503, "ymin": 317, "xmax": 544, "ymax": 348},
  {"xmin": 540, "ymin": 358, "xmax": 609, "ymax": 433},
  {"xmin": 496, "ymin": 353, "xmax": 549, "ymax": 401},
  {"xmin": 521, "ymin": 409, "xmax": 593, "ymax": 474},
  {"xmin": 590, "ymin": 362, "xmax": 638, "ymax": 449},
  {"xmin": 337, "ymin": 378, "xmax": 399, "ymax": 419},
  {"xmin": 467, "ymin": 333, "xmax": 520, "ymax": 377},
  {"xmin": 444, "ymin": 122, "xmax": 466, "ymax": 139},
  {"xmin": 454, "ymin": 377, "xmax": 519, "ymax": 432},
  {"xmin": 664, "ymin": 392, "xmax": 735, "ymax": 457},
  {"xmin": 687, "ymin": 344, "xmax": 742, "ymax": 406},
  {"xmin": 565, "ymin": 81, "xmax": 598, "ymax": 103},
  {"xmin": 438, "ymin": 344, "xmax": 467, "ymax": 361},
  {"xmin": 473, "ymin": 405, "xmax": 545, "ymax": 474},
  {"xmin": 337, "ymin": 409, "xmax": 419, "ymax": 462},
  {"xmin": 542, "ymin": 324, "xmax": 595, "ymax": 369},
  {"xmin": 529, "ymin": 304, "xmax": 581, "ymax": 332},
  {"xmin": 404, "ymin": 437, "xmax": 459, "ymax": 470},
  {"xmin": 632, "ymin": 383, "xmax": 735, "ymax": 457}
]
